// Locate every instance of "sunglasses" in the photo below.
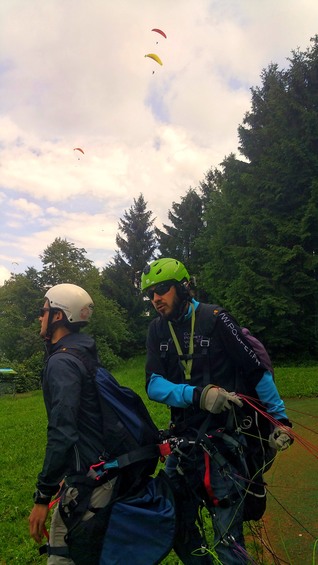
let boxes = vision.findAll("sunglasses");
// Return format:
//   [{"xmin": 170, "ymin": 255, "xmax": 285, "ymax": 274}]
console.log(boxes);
[
  {"xmin": 146, "ymin": 281, "xmax": 173, "ymax": 300},
  {"xmin": 39, "ymin": 307, "xmax": 50, "ymax": 317}
]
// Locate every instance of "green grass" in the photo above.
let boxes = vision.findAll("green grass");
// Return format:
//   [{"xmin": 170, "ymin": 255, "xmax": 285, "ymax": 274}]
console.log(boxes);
[{"xmin": 0, "ymin": 357, "xmax": 317, "ymax": 564}]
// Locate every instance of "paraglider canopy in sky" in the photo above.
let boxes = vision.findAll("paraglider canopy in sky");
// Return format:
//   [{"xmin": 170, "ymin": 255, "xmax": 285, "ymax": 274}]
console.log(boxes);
[
  {"xmin": 144, "ymin": 53, "xmax": 163, "ymax": 66},
  {"xmin": 73, "ymin": 147, "xmax": 84, "ymax": 160},
  {"xmin": 151, "ymin": 28, "xmax": 167, "ymax": 39}
]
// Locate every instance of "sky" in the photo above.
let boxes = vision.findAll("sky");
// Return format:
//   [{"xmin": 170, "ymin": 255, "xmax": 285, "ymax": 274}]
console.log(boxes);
[{"xmin": 1, "ymin": 0, "xmax": 318, "ymax": 285}]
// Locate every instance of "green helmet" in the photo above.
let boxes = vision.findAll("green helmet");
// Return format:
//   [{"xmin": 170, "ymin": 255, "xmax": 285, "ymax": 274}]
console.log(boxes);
[{"xmin": 141, "ymin": 258, "xmax": 190, "ymax": 292}]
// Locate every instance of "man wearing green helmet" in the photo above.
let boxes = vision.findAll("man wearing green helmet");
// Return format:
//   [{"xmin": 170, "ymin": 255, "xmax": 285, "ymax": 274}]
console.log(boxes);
[{"xmin": 141, "ymin": 258, "xmax": 292, "ymax": 565}]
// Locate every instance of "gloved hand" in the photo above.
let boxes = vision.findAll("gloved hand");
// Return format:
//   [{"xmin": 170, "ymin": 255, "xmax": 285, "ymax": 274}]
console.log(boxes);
[
  {"xmin": 268, "ymin": 426, "xmax": 293, "ymax": 451},
  {"xmin": 200, "ymin": 385, "xmax": 243, "ymax": 414}
]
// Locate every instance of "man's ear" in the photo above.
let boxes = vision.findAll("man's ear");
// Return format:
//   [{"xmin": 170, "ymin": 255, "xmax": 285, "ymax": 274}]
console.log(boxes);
[{"xmin": 54, "ymin": 310, "xmax": 63, "ymax": 321}]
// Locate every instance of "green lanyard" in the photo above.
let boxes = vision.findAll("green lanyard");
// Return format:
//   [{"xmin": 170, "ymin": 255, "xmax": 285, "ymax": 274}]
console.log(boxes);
[{"xmin": 168, "ymin": 302, "xmax": 195, "ymax": 380}]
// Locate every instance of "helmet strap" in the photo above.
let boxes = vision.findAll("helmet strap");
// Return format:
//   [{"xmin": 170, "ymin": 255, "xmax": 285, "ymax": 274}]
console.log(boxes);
[{"xmin": 44, "ymin": 309, "xmax": 66, "ymax": 342}]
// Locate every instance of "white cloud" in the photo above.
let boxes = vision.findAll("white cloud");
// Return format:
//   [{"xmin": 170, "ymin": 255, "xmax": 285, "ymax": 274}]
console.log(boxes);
[{"xmin": 1, "ymin": 0, "xmax": 318, "ymax": 284}]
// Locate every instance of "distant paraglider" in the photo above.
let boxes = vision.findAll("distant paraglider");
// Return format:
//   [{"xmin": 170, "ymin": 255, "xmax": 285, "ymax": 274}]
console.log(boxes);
[
  {"xmin": 145, "ymin": 53, "xmax": 163, "ymax": 74},
  {"xmin": 145, "ymin": 29, "xmax": 166, "ymax": 74},
  {"xmin": 73, "ymin": 147, "xmax": 84, "ymax": 160},
  {"xmin": 151, "ymin": 28, "xmax": 167, "ymax": 42},
  {"xmin": 145, "ymin": 53, "xmax": 163, "ymax": 66}
]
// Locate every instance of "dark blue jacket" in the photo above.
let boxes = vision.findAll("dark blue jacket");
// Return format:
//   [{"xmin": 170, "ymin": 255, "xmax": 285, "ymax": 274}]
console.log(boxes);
[{"xmin": 36, "ymin": 332, "xmax": 104, "ymax": 498}]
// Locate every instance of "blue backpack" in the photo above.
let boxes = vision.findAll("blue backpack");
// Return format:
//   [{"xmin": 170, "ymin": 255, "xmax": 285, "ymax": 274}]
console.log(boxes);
[
  {"xmin": 56, "ymin": 346, "xmax": 160, "ymax": 488},
  {"xmin": 51, "ymin": 347, "xmax": 176, "ymax": 565}
]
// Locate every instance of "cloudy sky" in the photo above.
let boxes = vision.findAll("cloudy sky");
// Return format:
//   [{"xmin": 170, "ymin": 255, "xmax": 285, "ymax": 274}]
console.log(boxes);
[{"xmin": 1, "ymin": 0, "xmax": 318, "ymax": 285}]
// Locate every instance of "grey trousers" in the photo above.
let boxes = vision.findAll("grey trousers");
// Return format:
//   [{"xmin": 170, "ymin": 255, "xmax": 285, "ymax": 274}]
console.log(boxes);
[{"xmin": 47, "ymin": 477, "xmax": 117, "ymax": 565}]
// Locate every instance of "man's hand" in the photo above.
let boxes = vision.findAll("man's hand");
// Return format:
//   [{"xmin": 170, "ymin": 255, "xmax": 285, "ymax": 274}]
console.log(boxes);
[
  {"xmin": 29, "ymin": 504, "xmax": 50, "ymax": 544},
  {"xmin": 269, "ymin": 426, "xmax": 293, "ymax": 451},
  {"xmin": 200, "ymin": 385, "xmax": 243, "ymax": 414}
]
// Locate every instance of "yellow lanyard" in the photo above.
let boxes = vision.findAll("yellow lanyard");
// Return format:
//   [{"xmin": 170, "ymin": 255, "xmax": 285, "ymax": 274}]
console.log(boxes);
[{"xmin": 168, "ymin": 302, "xmax": 195, "ymax": 380}]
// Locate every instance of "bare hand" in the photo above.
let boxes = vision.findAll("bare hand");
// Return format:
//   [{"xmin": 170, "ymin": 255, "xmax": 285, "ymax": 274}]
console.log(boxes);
[{"xmin": 29, "ymin": 504, "xmax": 49, "ymax": 544}]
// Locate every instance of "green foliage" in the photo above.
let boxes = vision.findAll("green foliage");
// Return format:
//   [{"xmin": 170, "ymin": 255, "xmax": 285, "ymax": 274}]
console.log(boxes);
[
  {"xmin": 195, "ymin": 38, "xmax": 318, "ymax": 359},
  {"xmin": 156, "ymin": 188, "xmax": 204, "ymax": 275},
  {"xmin": 115, "ymin": 193, "xmax": 157, "ymax": 284},
  {"xmin": 0, "ymin": 271, "xmax": 43, "ymax": 362},
  {"xmin": 15, "ymin": 352, "xmax": 43, "ymax": 393},
  {"xmin": 102, "ymin": 194, "xmax": 157, "ymax": 354},
  {"xmin": 40, "ymin": 237, "xmax": 96, "ymax": 288}
]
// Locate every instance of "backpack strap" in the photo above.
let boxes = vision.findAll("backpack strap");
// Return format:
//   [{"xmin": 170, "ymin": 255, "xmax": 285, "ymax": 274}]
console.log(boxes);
[{"xmin": 51, "ymin": 346, "xmax": 161, "ymax": 476}]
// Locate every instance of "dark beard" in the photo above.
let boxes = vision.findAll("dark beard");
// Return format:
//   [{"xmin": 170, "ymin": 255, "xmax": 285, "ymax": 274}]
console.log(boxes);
[{"xmin": 161, "ymin": 295, "xmax": 188, "ymax": 322}]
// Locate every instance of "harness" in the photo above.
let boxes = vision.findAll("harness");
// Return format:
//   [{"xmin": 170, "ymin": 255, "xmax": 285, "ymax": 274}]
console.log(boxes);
[{"xmin": 159, "ymin": 302, "xmax": 220, "ymax": 386}]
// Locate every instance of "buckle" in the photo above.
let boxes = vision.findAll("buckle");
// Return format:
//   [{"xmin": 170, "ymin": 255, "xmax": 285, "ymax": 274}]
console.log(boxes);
[
  {"xmin": 160, "ymin": 343, "xmax": 169, "ymax": 352},
  {"xmin": 200, "ymin": 339, "xmax": 210, "ymax": 347}
]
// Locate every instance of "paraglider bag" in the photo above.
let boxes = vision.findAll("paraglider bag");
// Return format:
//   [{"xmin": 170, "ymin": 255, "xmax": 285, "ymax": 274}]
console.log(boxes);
[
  {"xmin": 66, "ymin": 471, "xmax": 176, "ymax": 565},
  {"xmin": 100, "ymin": 471, "xmax": 176, "ymax": 565}
]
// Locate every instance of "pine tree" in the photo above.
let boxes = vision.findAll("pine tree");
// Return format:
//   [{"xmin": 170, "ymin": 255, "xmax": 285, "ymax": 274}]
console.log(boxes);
[
  {"xmin": 156, "ymin": 188, "xmax": 204, "ymax": 275},
  {"xmin": 102, "ymin": 194, "xmax": 157, "ymax": 354},
  {"xmin": 196, "ymin": 38, "xmax": 318, "ymax": 358}
]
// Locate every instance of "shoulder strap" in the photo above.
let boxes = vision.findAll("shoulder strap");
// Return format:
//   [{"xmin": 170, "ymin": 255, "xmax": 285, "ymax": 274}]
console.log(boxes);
[
  {"xmin": 49, "ymin": 346, "xmax": 96, "ymax": 374},
  {"xmin": 195, "ymin": 303, "xmax": 221, "ymax": 386},
  {"xmin": 168, "ymin": 302, "xmax": 196, "ymax": 380}
]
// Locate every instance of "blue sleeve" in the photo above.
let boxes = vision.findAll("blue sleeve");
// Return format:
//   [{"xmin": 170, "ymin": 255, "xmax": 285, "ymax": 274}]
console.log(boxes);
[
  {"xmin": 147, "ymin": 373, "xmax": 196, "ymax": 408},
  {"xmin": 255, "ymin": 370, "xmax": 287, "ymax": 420}
]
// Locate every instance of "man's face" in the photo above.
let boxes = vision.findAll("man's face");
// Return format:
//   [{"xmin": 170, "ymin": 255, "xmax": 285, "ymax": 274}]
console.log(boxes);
[
  {"xmin": 39, "ymin": 301, "xmax": 50, "ymax": 339},
  {"xmin": 148, "ymin": 283, "xmax": 180, "ymax": 319}
]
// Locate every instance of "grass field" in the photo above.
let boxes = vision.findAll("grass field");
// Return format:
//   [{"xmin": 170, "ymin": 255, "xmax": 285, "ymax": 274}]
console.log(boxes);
[{"xmin": 0, "ymin": 356, "xmax": 317, "ymax": 564}]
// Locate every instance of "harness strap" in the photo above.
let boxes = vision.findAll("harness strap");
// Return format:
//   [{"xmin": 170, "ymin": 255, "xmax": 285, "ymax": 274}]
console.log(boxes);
[
  {"xmin": 110, "ymin": 444, "xmax": 159, "ymax": 470},
  {"xmin": 168, "ymin": 302, "xmax": 195, "ymax": 380},
  {"xmin": 203, "ymin": 451, "xmax": 216, "ymax": 503},
  {"xmin": 47, "ymin": 545, "xmax": 70, "ymax": 557}
]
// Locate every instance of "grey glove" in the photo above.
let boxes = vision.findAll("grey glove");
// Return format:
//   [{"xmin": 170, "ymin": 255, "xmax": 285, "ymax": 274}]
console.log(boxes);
[
  {"xmin": 268, "ymin": 426, "xmax": 293, "ymax": 451},
  {"xmin": 200, "ymin": 385, "xmax": 243, "ymax": 414}
]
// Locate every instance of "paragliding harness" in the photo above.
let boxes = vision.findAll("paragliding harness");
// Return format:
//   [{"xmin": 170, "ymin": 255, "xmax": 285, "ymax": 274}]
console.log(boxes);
[
  {"xmin": 157, "ymin": 302, "xmax": 276, "ymax": 521},
  {"xmin": 42, "ymin": 348, "xmax": 178, "ymax": 565}
]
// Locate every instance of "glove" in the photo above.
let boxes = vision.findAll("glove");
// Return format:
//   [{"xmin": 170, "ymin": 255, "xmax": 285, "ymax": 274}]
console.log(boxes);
[
  {"xmin": 200, "ymin": 385, "xmax": 243, "ymax": 414},
  {"xmin": 268, "ymin": 426, "xmax": 293, "ymax": 451}
]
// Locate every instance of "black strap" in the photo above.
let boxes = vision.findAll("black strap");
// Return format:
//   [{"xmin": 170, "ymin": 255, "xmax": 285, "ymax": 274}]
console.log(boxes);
[
  {"xmin": 114, "ymin": 444, "xmax": 159, "ymax": 469},
  {"xmin": 47, "ymin": 545, "xmax": 70, "ymax": 557}
]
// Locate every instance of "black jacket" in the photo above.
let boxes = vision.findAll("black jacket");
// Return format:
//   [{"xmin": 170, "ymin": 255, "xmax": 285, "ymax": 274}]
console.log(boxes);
[
  {"xmin": 146, "ymin": 302, "xmax": 266, "ymax": 427},
  {"xmin": 36, "ymin": 332, "xmax": 104, "ymax": 498}
]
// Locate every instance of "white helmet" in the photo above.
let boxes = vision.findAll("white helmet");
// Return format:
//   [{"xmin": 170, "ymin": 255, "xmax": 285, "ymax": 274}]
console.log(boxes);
[{"xmin": 45, "ymin": 283, "xmax": 94, "ymax": 324}]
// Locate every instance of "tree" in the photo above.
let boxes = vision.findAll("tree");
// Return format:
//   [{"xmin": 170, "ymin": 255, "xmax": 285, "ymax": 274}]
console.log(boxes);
[
  {"xmin": 196, "ymin": 38, "xmax": 318, "ymax": 359},
  {"xmin": 0, "ymin": 270, "xmax": 43, "ymax": 362},
  {"xmin": 102, "ymin": 194, "xmax": 157, "ymax": 353},
  {"xmin": 115, "ymin": 194, "xmax": 157, "ymax": 286},
  {"xmin": 40, "ymin": 238, "xmax": 95, "ymax": 288},
  {"xmin": 156, "ymin": 188, "xmax": 204, "ymax": 275}
]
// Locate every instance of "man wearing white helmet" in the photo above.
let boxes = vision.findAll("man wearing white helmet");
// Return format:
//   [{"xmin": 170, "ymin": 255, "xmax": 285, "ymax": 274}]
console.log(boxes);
[{"xmin": 29, "ymin": 284, "xmax": 116, "ymax": 563}]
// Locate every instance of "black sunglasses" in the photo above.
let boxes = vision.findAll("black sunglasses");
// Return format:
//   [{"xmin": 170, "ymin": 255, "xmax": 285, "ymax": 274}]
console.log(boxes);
[
  {"xmin": 146, "ymin": 281, "xmax": 174, "ymax": 300},
  {"xmin": 39, "ymin": 307, "xmax": 50, "ymax": 317}
]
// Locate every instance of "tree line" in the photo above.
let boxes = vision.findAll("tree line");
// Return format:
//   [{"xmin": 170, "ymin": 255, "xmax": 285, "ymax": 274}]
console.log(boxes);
[{"xmin": 1, "ymin": 37, "xmax": 318, "ymax": 389}]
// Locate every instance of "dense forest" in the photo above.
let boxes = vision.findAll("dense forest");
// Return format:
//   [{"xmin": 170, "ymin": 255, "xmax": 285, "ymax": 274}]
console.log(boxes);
[{"xmin": 1, "ymin": 38, "xmax": 318, "ymax": 390}]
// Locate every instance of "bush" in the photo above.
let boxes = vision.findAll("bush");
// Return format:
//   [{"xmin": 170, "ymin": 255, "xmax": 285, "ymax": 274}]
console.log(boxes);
[{"xmin": 15, "ymin": 352, "xmax": 43, "ymax": 393}]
